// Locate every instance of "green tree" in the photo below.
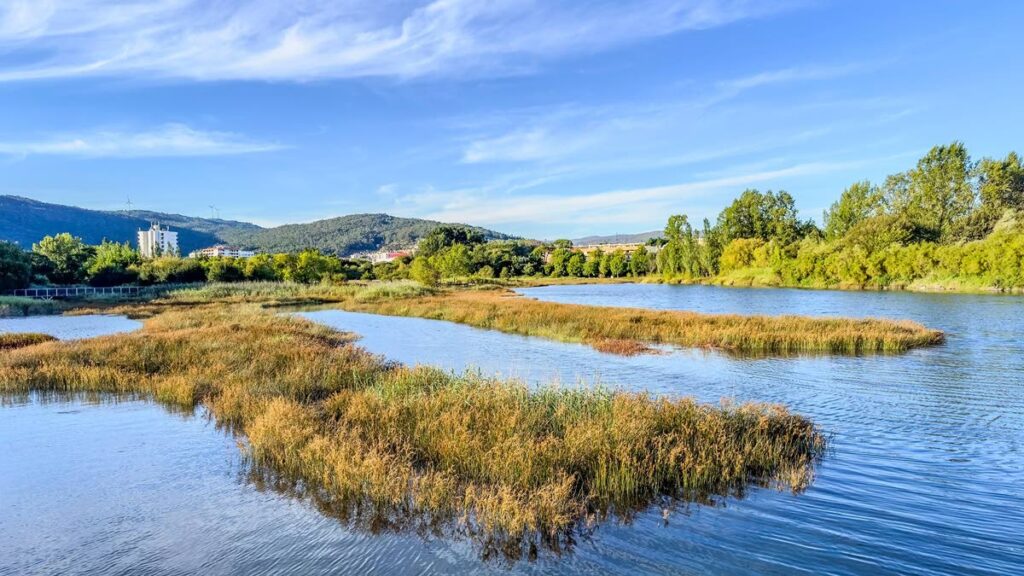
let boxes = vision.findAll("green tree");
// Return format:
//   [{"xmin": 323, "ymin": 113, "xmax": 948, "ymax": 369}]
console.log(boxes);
[
  {"xmin": 824, "ymin": 181, "xmax": 885, "ymax": 240},
  {"xmin": 548, "ymin": 247, "xmax": 572, "ymax": 277},
  {"xmin": 629, "ymin": 246, "xmax": 650, "ymax": 276},
  {"xmin": 418, "ymin": 226, "xmax": 485, "ymax": 257},
  {"xmin": 566, "ymin": 252, "xmax": 586, "ymax": 276},
  {"xmin": 434, "ymin": 244, "xmax": 472, "ymax": 278},
  {"xmin": 889, "ymin": 142, "xmax": 976, "ymax": 243},
  {"xmin": 87, "ymin": 240, "xmax": 140, "ymax": 286},
  {"xmin": 717, "ymin": 189, "xmax": 803, "ymax": 244},
  {"xmin": 583, "ymin": 248, "xmax": 602, "ymax": 277},
  {"xmin": 0, "ymin": 241, "xmax": 32, "ymax": 290},
  {"xmin": 598, "ymin": 251, "xmax": 612, "ymax": 277},
  {"xmin": 205, "ymin": 258, "xmax": 246, "ymax": 283},
  {"xmin": 32, "ymin": 233, "xmax": 92, "ymax": 284},
  {"xmin": 972, "ymin": 152, "xmax": 1024, "ymax": 237},
  {"xmin": 243, "ymin": 254, "xmax": 280, "ymax": 281},
  {"xmin": 409, "ymin": 256, "xmax": 439, "ymax": 286},
  {"xmin": 608, "ymin": 249, "xmax": 628, "ymax": 277}
]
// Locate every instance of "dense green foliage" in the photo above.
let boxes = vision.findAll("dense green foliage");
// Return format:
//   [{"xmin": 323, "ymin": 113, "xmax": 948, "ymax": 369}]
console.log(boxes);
[
  {"xmin": 0, "ymin": 241, "xmax": 32, "ymax": 291},
  {"xmin": 401, "ymin": 143, "xmax": 1024, "ymax": 292}
]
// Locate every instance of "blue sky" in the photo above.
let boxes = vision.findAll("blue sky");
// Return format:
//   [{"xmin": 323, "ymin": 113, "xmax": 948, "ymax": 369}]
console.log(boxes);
[{"xmin": 0, "ymin": 0, "xmax": 1021, "ymax": 238}]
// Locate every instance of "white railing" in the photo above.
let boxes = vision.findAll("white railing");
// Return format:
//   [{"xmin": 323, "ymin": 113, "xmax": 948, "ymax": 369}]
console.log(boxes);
[{"xmin": 10, "ymin": 286, "xmax": 141, "ymax": 299}]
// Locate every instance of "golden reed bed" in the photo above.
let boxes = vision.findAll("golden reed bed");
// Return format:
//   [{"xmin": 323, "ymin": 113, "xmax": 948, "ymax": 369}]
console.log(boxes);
[{"xmin": 2, "ymin": 303, "xmax": 826, "ymax": 559}]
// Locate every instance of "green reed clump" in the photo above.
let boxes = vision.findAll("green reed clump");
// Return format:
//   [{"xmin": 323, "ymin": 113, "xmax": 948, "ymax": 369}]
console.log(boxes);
[
  {"xmin": 0, "ymin": 304, "xmax": 825, "ymax": 560},
  {"xmin": 0, "ymin": 332, "xmax": 57, "ymax": 350},
  {"xmin": 0, "ymin": 296, "xmax": 66, "ymax": 318}
]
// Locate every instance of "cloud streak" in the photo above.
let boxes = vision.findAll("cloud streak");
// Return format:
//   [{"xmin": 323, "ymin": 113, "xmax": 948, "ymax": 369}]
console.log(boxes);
[
  {"xmin": 0, "ymin": 1, "xmax": 797, "ymax": 82},
  {"xmin": 0, "ymin": 124, "xmax": 283, "ymax": 158},
  {"xmin": 404, "ymin": 160, "xmax": 858, "ymax": 227}
]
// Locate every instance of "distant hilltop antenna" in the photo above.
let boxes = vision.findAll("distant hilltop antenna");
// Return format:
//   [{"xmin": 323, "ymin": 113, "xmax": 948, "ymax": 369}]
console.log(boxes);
[
  {"xmin": 209, "ymin": 205, "xmax": 220, "ymax": 219},
  {"xmin": 126, "ymin": 196, "xmax": 133, "ymax": 213}
]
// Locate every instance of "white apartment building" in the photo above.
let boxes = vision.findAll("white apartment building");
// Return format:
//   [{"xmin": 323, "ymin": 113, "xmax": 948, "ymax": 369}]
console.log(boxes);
[
  {"xmin": 137, "ymin": 223, "xmax": 179, "ymax": 258},
  {"xmin": 189, "ymin": 245, "xmax": 257, "ymax": 258}
]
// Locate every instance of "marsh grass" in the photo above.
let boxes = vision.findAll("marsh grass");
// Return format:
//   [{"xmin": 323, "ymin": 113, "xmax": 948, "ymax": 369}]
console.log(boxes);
[
  {"xmin": 0, "ymin": 332, "xmax": 57, "ymax": 350},
  {"xmin": 335, "ymin": 288, "xmax": 945, "ymax": 355},
  {"xmin": 0, "ymin": 296, "xmax": 66, "ymax": 318},
  {"xmin": 132, "ymin": 281, "xmax": 943, "ymax": 356},
  {"xmin": 1, "ymin": 304, "xmax": 826, "ymax": 559}
]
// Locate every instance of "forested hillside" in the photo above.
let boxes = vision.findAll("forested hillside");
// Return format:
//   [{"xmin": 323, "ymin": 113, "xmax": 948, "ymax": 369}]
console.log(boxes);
[
  {"xmin": 0, "ymin": 196, "xmax": 513, "ymax": 257},
  {"xmin": 219, "ymin": 213, "xmax": 514, "ymax": 255},
  {"xmin": 0, "ymin": 196, "xmax": 254, "ymax": 255}
]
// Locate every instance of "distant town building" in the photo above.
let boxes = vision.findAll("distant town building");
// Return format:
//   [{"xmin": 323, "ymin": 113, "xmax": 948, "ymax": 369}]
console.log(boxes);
[
  {"xmin": 351, "ymin": 249, "xmax": 413, "ymax": 263},
  {"xmin": 137, "ymin": 223, "xmax": 178, "ymax": 258},
  {"xmin": 189, "ymin": 245, "xmax": 257, "ymax": 258}
]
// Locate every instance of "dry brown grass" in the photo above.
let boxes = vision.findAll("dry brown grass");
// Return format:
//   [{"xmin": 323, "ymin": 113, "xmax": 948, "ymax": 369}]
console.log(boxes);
[
  {"xmin": 335, "ymin": 288, "xmax": 944, "ymax": 355},
  {"xmin": 0, "ymin": 332, "xmax": 57, "ymax": 350},
  {"xmin": 0, "ymin": 303, "xmax": 826, "ymax": 559}
]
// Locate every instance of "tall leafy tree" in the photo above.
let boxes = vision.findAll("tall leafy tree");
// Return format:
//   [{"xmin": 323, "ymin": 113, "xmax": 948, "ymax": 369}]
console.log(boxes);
[
  {"xmin": 566, "ymin": 252, "xmax": 586, "ymax": 276},
  {"xmin": 32, "ymin": 233, "xmax": 92, "ymax": 284},
  {"xmin": 972, "ymin": 151, "xmax": 1024, "ymax": 237},
  {"xmin": 629, "ymin": 246, "xmax": 651, "ymax": 276},
  {"xmin": 893, "ymin": 142, "xmax": 976, "ymax": 242},
  {"xmin": 418, "ymin": 226, "xmax": 485, "ymax": 257},
  {"xmin": 823, "ymin": 181, "xmax": 886, "ymax": 240},
  {"xmin": 0, "ymin": 241, "xmax": 32, "ymax": 290},
  {"xmin": 717, "ymin": 189, "xmax": 804, "ymax": 244},
  {"xmin": 87, "ymin": 240, "xmax": 141, "ymax": 286}
]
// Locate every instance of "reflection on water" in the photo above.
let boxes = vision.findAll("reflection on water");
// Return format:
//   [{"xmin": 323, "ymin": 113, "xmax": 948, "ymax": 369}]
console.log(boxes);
[
  {"xmin": 0, "ymin": 314, "xmax": 140, "ymax": 340},
  {"xmin": 2, "ymin": 285, "xmax": 1022, "ymax": 575}
]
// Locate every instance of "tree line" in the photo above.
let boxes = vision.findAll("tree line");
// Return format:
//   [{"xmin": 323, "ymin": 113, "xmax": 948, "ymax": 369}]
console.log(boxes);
[
  {"xmin": 408, "ymin": 142, "xmax": 1024, "ymax": 291},
  {"xmin": 2, "ymin": 142, "xmax": 1021, "ymax": 292}
]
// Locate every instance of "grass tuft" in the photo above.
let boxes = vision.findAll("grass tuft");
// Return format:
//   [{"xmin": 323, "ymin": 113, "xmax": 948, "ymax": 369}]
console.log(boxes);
[{"xmin": 0, "ymin": 332, "xmax": 58, "ymax": 350}]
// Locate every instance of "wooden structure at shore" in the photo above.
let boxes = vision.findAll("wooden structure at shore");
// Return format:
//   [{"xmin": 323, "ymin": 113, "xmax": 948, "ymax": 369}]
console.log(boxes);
[{"xmin": 9, "ymin": 286, "xmax": 141, "ymax": 300}]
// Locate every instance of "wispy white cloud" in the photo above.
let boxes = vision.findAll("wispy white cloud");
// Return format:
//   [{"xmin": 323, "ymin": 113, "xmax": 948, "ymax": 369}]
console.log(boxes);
[
  {"xmin": 0, "ymin": 1, "xmax": 800, "ymax": 82},
  {"xmin": 455, "ymin": 60, "xmax": 875, "ymax": 166},
  {"xmin": 716, "ymin": 63, "xmax": 872, "ymax": 93},
  {"xmin": 0, "ymin": 123, "xmax": 283, "ymax": 158},
  {"xmin": 401, "ymin": 160, "xmax": 858, "ymax": 227}
]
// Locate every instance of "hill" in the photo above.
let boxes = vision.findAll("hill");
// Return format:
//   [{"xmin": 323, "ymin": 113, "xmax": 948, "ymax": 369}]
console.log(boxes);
[
  {"xmin": 0, "ymin": 196, "xmax": 256, "ymax": 254},
  {"xmin": 571, "ymin": 231, "xmax": 662, "ymax": 246},
  {"xmin": 220, "ymin": 213, "xmax": 515, "ymax": 255},
  {"xmin": 0, "ymin": 195, "xmax": 514, "ymax": 256}
]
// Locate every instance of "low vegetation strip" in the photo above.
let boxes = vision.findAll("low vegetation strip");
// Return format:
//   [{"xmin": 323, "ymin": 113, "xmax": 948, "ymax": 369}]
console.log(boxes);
[
  {"xmin": 0, "ymin": 332, "xmax": 57, "ymax": 350},
  {"xmin": 335, "ymin": 288, "xmax": 945, "ymax": 355},
  {"xmin": 0, "ymin": 305, "xmax": 825, "ymax": 559}
]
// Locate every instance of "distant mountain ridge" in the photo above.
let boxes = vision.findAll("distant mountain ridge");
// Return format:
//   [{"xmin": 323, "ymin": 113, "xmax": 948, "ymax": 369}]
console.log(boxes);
[
  {"xmin": 571, "ymin": 231, "xmax": 662, "ymax": 246},
  {"xmin": 0, "ymin": 195, "xmax": 513, "ymax": 256}
]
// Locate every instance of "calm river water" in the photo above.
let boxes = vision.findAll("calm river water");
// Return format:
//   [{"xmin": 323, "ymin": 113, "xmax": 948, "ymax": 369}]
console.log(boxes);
[{"xmin": 2, "ymin": 285, "xmax": 1022, "ymax": 575}]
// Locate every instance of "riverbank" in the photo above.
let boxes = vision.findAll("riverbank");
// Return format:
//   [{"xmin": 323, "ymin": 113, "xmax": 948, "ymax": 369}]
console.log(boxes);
[
  {"xmin": 0, "ymin": 304, "xmax": 826, "ymax": 559},
  {"xmin": 496, "ymin": 269, "xmax": 1024, "ymax": 295}
]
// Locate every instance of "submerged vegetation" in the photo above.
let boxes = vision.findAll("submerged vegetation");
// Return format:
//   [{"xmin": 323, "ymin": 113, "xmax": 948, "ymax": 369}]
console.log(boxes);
[{"xmin": 1, "ymin": 305, "xmax": 826, "ymax": 559}]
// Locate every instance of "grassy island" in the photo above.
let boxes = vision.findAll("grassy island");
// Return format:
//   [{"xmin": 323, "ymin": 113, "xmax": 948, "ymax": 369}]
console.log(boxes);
[
  {"xmin": 1, "ymin": 302, "xmax": 827, "ymax": 559},
  {"xmin": 136, "ymin": 281, "xmax": 944, "ymax": 356}
]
